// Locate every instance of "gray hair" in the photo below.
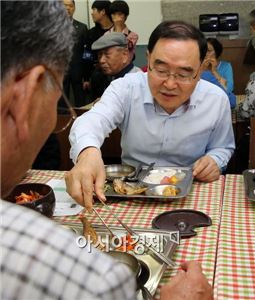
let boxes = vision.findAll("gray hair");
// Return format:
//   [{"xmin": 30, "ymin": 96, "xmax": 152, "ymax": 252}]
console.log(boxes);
[{"xmin": 1, "ymin": 1, "xmax": 74, "ymax": 81}]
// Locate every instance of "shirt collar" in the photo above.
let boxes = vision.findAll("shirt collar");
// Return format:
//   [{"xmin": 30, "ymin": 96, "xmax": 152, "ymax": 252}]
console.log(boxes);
[{"xmin": 112, "ymin": 63, "xmax": 134, "ymax": 80}]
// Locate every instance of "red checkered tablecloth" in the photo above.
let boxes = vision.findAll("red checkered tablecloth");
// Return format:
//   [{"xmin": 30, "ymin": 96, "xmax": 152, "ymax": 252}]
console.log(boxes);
[
  {"xmin": 22, "ymin": 169, "xmax": 224, "ymax": 298},
  {"xmin": 214, "ymin": 174, "xmax": 255, "ymax": 300}
]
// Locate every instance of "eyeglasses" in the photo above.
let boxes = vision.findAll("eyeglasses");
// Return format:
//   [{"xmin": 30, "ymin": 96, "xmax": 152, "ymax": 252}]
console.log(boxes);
[
  {"xmin": 45, "ymin": 68, "xmax": 77, "ymax": 134},
  {"xmin": 148, "ymin": 64, "xmax": 201, "ymax": 84}
]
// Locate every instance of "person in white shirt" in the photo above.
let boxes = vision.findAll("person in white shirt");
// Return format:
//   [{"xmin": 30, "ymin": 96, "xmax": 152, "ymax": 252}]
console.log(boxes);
[{"xmin": 66, "ymin": 20, "xmax": 235, "ymax": 210}]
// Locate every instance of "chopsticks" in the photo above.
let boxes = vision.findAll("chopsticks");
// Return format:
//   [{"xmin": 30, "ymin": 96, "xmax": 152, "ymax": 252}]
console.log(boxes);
[
  {"xmin": 92, "ymin": 207, "xmax": 115, "ymax": 238},
  {"xmin": 96, "ymin": 198, "xmax": 177, "ymax": 268}
]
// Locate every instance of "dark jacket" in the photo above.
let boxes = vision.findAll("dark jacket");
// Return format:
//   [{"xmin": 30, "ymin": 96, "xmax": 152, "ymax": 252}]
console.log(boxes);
[
  {"xmin": 61, "ymin": 19, "xmax": 89, "ymax": 107},
  {"xmin": 71, "ymin": 19, "xmax": 88, "ymax": 66},
  {"xmin": 90, "ymin": 63, "xmax": 137, "ymax": 100},
  {"xmin": 83, "ymin": 24, "xmax": 113, "ymax": 80},
  {"xmin": 243, "ymin": 39, "xmax": 255, "ymax": 65}
]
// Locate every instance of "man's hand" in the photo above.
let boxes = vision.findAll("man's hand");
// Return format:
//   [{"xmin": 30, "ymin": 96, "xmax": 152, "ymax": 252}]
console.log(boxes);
[
  {"xmin": 193, "ymin": 155, "xmax": 220, "ymax": 182},
  {"xmin": 65, "ymin": 147, "xmax": 106, "ymax": 211},
  {"xmin": 160, "ymin": 261, "xmax": 213, "ymax": 300},
  {"xmin": 83, "ymin": 81, "xmax": 90, "ymax": 91},
  {"xmin": 203, "ymin": 58, "xmax": 217, "ymax": 72}
]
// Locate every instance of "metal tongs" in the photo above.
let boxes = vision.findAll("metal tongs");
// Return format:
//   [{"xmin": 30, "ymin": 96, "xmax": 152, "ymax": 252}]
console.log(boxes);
[{"xmin": 93, "ymin": 199, "xmax": 177, "ymax": 268}]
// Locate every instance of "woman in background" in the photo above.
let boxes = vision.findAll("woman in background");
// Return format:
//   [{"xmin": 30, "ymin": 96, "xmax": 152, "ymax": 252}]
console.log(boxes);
[
  {"xmin": 201, "ymin": 38, "xmax": 236, "ymax": 108},
  {"xmin": 206, "ymin": 38, "xmax": 234, "ymax": 93},
  {"xmin": 106, "ymin": 0, "xmax": 138, "ymax": 62}
]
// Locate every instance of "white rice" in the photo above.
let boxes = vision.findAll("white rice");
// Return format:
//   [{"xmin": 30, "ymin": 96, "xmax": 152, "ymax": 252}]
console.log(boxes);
[{"xmin": 143, "ymin": 169, "xmax": 177, "ymax": 184}]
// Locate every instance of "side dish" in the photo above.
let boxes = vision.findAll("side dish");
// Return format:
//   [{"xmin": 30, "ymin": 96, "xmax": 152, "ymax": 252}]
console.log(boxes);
[
  {"xmin": 113, "ymin": 179, "xmax": 148, "ymax": 195},
  {"xmin": 162, "ymin": 186, "xmax": 178, "ymax": 196},
  {"xmin": 15, "ymin": 191, "xmax": 43, "ymax": 203}
]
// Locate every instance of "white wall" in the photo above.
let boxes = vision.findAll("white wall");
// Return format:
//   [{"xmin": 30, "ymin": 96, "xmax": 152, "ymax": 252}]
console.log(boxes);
[
  {"xmin": 73, "ymin": 0, "xmax": 162, "ymax": 45},
  {"xmin": 73, "ymin": 0, "xmax": 90, "ymax": 24}
]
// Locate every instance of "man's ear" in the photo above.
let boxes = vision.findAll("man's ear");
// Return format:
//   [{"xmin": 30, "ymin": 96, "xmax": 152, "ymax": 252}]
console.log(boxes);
[
  {"xmin": 10, "ymin": 65, "xmax": 46, "ymax": 142},
  {"xmin": 146, "ymin": 51, "xmax": 150, "ymax": 66},
  {"xmin": 123, "ymin": 48, "xmax": 130, "ymax": 64}
]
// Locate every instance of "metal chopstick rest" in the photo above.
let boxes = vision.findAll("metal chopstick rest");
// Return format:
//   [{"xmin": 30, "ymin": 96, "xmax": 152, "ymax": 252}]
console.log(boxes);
[{"xmin": 97, "ymin": 198, "xmax": 177, "ymax": 268}]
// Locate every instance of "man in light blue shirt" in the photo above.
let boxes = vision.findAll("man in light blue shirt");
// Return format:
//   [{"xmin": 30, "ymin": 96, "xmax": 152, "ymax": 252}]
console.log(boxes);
[{"xmin": 67, "ymin": 21, "xmax": 235, "ymax": 210}]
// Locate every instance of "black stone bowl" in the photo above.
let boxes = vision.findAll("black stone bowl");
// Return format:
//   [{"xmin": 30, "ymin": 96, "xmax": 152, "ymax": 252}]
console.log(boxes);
[{"xmin": 5, "ymin": 183, "xmax": 56, "ymax": 218}]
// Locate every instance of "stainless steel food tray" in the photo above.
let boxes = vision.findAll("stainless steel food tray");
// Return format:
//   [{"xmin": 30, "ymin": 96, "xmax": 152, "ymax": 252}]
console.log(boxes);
[
  {"xmin": 60, "ymin": 222, "xmax": 179, "ymax": 298},
  {"xmin": 104, "ymin": 166, "xmax": 193, "ymax": 200},
  {"xmin": 243, "ymin": 169, "xmax": 255, "ymax": 201}
]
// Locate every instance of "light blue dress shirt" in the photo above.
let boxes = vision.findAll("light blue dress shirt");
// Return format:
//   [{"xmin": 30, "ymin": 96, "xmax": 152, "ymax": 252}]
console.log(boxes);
[{"xmin": 70, "ymin": 72, "xmax": 235, "ymax": 169}]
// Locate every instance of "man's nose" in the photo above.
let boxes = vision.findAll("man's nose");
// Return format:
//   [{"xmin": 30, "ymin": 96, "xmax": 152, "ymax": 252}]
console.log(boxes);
[
  {"xmin": 163, "ymin": 75, "xmax": 178, "ymax": 89},
  {"xmin": 99, "ymin": 55, "xmax": 106, "ymax": 63}
]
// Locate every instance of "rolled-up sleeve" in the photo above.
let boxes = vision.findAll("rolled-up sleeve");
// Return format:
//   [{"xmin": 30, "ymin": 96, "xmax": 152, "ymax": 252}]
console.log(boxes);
[{"xmin": 69, "ymin": 80, "xmax": 127, "ymax": 163}]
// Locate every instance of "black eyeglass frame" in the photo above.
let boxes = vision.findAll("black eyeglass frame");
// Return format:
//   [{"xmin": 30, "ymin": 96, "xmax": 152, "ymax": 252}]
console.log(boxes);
[
  {"xmin": 148, "ymin": 62, "xmax": 201, "ymax": 84},
  {"xmin": 45, "ymin": 68, "xmax": 77, "ymax": 134}
]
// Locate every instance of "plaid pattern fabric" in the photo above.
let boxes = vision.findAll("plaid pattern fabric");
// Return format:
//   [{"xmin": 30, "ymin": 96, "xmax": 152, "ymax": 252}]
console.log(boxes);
[
  {"xmin": 214, "ymin": 174, "xmax": 255, "ymax": 299},
  {"xmin": 21, "ymin": 170, "xmax": 226, "ymax": 299},
  {"xmin": 1, "ymin": 200, "xmax": 136, "ymax": 300}
]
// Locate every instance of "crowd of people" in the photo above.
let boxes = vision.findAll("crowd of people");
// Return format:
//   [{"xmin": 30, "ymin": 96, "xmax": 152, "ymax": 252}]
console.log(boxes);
[
  {"xmin": 68, "ymin": 0, "xmax": 140, "ymax": 105},
  {"xmin": 58, "ymin": 0, "xmax": 254, "ymax": 114},
  {"xmin": 35, "ymin": 1, "xmax": 254, "ymax": 171}
]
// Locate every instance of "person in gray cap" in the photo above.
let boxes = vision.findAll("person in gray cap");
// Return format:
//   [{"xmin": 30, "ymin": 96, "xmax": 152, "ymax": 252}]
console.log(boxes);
[{"xmin": 89, "ymin": 32, "xmax": 141, "ymax": 101}]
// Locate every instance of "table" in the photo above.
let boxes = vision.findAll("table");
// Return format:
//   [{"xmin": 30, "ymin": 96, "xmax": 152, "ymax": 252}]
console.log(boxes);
[
  {"xmin": 214, "ymin": 174, "xmax": 255, "ymax": 299},
  {"xmin": 22, "ymin": 171, "xmax": 255, "ymax": 299},
  {"xmin": 21, "ymin": 169, "xmax": 224, "ymax": 299}
]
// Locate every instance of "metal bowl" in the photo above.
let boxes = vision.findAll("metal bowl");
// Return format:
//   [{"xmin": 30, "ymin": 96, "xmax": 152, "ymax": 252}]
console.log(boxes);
[
  {"xmin": 105, "ymin": 164, "xmax": 136, "ymax": 181},
  {"xmin": 145, "ymin": 185, "xmax": 180, "ymax": 197},
  {"xmin": 107, "ymin": 251, "xmax": 153, "ymax": 299},
  {"xmin": 107, "ymin": 250, "xmax": 141, "ymax": 278}
]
